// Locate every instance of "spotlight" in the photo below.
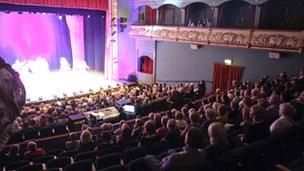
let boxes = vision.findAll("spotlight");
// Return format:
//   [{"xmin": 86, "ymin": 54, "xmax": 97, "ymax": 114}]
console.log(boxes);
[
  {"xmin": 42, "ymin": 12, "xmax": 47, "ymax": 15},
  {"xmin": 86, "ymin": 14, "xmax": 90, "ymax": 18}
]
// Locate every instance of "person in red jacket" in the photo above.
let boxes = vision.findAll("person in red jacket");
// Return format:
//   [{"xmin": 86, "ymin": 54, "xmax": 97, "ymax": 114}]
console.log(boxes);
[{"xmin": 23, "ymin": 141, "xmax": 46, "ymax": 160}]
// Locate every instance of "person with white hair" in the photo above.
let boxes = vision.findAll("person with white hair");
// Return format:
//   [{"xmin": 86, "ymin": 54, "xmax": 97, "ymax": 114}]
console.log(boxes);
[
  {"xmin": 270, "ymin": 103, "xmax": 294, "ymax": 134},
  {"xmin": 204, "ymin": 122, "xmax": 231, "ymax": 161}
]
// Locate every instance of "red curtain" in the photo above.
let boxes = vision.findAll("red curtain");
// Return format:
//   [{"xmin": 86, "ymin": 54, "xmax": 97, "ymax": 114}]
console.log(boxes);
[
  {"xmin": 213, "ymin": 63, "xmax": 243, "ymax": 91},
  {"xmin": 0, "ymin": 0, "xmax": 108, "ymax": 10},
  {"xmin": 139, "ymin": 57, "xmax": 153, "ymax": 74},
  {"xmin": 145, "ymin": 6, "xmax": 156, "ymax": 25}
]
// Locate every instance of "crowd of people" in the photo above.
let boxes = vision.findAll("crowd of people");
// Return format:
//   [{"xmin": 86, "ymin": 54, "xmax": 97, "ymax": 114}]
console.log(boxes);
[
  {"xmin": 3, "ymin": 68, "xmax": 304, "ymax": 170},
  {"xmin": 10, "ymin": 80, "xmax": 206, "ymax": 135}
]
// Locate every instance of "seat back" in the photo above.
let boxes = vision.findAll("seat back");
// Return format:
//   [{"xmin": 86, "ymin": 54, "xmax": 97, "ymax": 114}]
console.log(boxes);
[
  {"xmin": 65, "ymin": 159, "xmax": 93, "ymax": 171},
  {"xmin": 47, "ymin": 148, "xmax": 64, "ymax": 156},
  {"xmin": 24, "ymin": 129, "xmax": 39, "ymax": 140},
  {"xmin": 40, "ymin": 126, "xmax": 54, "ymax": 138},
  {"xmin": 33, "ymin": 155, "xmax": 55, "ymax": 164},
  {"xmin": 54, "ymin": 124, "xmax": 69, "ymax": 135},
  {"xmin": 75, "ymin": 150, "xmax": 97, "ymax": 162},
  {"xmin": 95, "ymin": 152, "xmax": 121, "ymax": 170},
  {"xmin": 8, "ymin": 131, "xmax": 24, "ymax": 144},
  {"xmin": 98, "ymin": 145, "xmax": 121, "ymax": 156},
  {"xmin": 16, "ymin": 163, "xmax": 43, "ymax": 171},
  {"xmin": 58, "ymin": 150, "xmax": 77, "ymax": 157},
  {"xmin": 5, "ymin": 160, "xmax": 30, "ymax": 171},
  {"xmin": 47, "ymin": 157, "xmax": 72, "ymax": 168},
  {"xmin": 100, "ymin": 165, "xmax": 125, "ymax": 171},
  {"xmin": 124, "ymin": 146, "xmax": 146, "ymax": 164}
]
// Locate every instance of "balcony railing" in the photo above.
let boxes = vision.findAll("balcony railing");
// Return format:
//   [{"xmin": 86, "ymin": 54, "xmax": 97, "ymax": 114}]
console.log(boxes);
[{"xmin": 129, "ymin": 25, "xmax": 304, "ymax": 53}]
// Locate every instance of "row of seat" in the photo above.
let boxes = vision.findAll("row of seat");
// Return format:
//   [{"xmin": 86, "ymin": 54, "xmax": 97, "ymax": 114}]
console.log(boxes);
[{"xmin": 8, "ymin": 124, "xmax": 69, "ymax": 144}]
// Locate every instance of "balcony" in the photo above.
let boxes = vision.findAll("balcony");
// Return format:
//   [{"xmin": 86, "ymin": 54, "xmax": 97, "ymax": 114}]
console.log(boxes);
[{"xmin": 130, "ymin": 25, "xmax": 304, "ymax": 53}]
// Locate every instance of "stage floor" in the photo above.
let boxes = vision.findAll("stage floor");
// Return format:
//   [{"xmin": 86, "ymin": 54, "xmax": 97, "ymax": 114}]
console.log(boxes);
[{"xmin": 20, "ymin": 70, "xmax": 119, "ymax": 103}]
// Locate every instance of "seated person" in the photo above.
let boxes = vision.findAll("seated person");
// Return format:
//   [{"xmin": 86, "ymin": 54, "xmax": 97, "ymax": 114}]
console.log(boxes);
[
  {"xmin": 204, "ymin": 122, "xmax": 231, "ymax": 162},
  {"xmin": 181, "ymin": 111, "xmax": 201, "ymax": 137},
  {"xmin": 65, "ymin": 132, "xmax": 80, "ymax": 150},
  {"xmin": 23, "ymin": 141, "xmax": 46, "ymax": 160},
  {"xmin": 96, "ymin": 131, "xmax": 115, "ymax": 152},
  {"xmin": 165, "ymin": 119, "xmax": 182, "ymax": 148},
  {"xmin": 270, "ymin": 103, "xmax": 295, "ymax": 134},
  {"xmin": 132, "ymin": 118, "xmax": 144, "ymax": 139},
  {"xmin": 76, "ymin": 130, "xmax": 96, "ymax": 152},
  {"xmin": 145, "ymin": 127, "xmax": 206, "ymax": 171},
  {"xmin": 175, "ymin": 112, "xmax": 187, "ymax": 130},
  {"xmin": 140, "ymin": 121, "xmax": 159, "ymax": 147},
  {"xmin": 117, "ymin": 124, "xmax": 133, "ymax": 149},
  {"xmin": 242, "ymin": 105, "xmax": 270, "ymax": 144},
  {"xmin": 156, "ymin": 116, "xmax": 169, "ymax": 139}
]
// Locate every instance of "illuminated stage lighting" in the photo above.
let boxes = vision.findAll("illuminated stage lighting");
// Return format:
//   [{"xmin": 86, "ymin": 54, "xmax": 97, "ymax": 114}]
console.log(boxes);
[{"xmin": 17, "ymin": 69, "xmax": 118, "ymax": 103}]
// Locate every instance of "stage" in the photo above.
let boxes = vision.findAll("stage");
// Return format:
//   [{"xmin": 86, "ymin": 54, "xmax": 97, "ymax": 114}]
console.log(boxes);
[{"xmin": 19, "ymin": 69, "xmax": 119, "ymax": 103}]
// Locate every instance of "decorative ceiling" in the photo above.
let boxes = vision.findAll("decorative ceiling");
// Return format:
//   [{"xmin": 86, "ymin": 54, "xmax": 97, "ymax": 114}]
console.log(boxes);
[{"xmin": 134, "ymin": 0, "xmax": 270, "ymax": 9}]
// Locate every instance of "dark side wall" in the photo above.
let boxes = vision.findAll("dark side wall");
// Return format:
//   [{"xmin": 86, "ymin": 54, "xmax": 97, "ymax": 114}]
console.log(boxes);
[{"xmin": 156, "ymin": 41, "xmax": 304, "ymax": 83}]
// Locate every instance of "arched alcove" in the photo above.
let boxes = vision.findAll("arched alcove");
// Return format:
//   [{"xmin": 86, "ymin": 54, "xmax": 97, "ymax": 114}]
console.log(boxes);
[
  {"xmin": 136, "ymin": 5, "xmax": 157, "ymax": 25},
  {"xmin": 185, "ymin": 2, "xmax": 213, "ymax": 27},
  {"xmin": 218, "ymin": 0, "xmax": 255, "ymax": 28},
  {"xmin": 158, "ymin": 4, "xmax": 182, "ymax": 26},
  {"xmin": 138, "ymin": 56, "xmax": 153, "ymax": 74},
  {"xmin": 259, "ymin": 0, "xmax": 304, "ymax": 30}
]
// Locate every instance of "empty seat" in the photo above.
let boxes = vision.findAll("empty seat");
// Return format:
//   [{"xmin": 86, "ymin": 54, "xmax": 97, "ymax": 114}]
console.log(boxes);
[
  {"xmin": 7, "ymin": 131, "xmax": 24, "ymax": 144},
  {"xmin": 98, "ymin": 145, "xmax": 121, "ymax": 156},
  {"xmin": 40, "ymin": 126, "xmax": 54, "ymax": 138},
  {"xmin": 47, "ymin": 157, "xmax": 72, "ymax": 168},
  {"xmin": 58, "ymin": 150, "xmax": 77, "ymax": 157},
  {"xmin": 124, "ymin": 146, "xmax": 146, "ymax": 164},
  {"xmin": 54, "ymin": 124, "xmax": 69, "ymax": 135},
  {"xmin": 95, "ymin": 153, "xmax": 121, "ymax": 170},
  {"xmin": 65, "ymin": 159, "xmax": 93, "ymax": 171},
  {"xmin": 47, "ymin": 148, "xmax": 64, "ymax": 156},
  {"xmin": 24, "ymin": 129, "xmax": 39, "ymax": 140},
  {"xmin": 33, "ymin": 155, "xmax": 55, "ymax": 164},
  {"xmin": 5, "ymin": 160, "xmax": 30, "ymax": 171},
  {"xmin": 16, "ymin": 163, "xmax": 43, "ymax": 171},
  {"xmin": 75, "ymin": 151, "xmax": 97, "ymax": 162}
]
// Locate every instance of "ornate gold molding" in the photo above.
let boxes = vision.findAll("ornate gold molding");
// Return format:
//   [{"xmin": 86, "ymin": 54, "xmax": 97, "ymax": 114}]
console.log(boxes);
[{"xmin": 130, "ymin": 25, "xmax": 304, "ymax": 53}]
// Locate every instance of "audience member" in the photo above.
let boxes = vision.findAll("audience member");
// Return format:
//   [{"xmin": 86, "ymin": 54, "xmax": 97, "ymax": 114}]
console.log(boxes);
[
  {"xmin": 270, "ymin": 103, "xmax": 295, "ymax": 134},
  {"xmin": 23, "ymin": 141, "xmax": 46, "ymax": 160}
]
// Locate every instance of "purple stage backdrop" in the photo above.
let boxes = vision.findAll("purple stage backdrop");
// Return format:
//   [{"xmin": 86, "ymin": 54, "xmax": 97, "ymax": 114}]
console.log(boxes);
[{"xmin": 0, "ymin": 11, "xmax": 105, "ymax": 71}]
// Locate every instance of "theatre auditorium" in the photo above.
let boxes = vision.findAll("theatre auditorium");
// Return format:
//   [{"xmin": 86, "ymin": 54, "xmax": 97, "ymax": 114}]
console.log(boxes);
[{"xmin": 1, "ymin": 0, "xmax": 304, "ymax": 170}]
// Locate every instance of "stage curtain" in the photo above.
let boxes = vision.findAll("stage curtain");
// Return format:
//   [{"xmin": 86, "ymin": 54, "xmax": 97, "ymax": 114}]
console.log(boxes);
[
  {"xmin": 145, "ymin": 6, "xmax": 156, "ymax": 25},
  {"xmin": 84, "ymin": 13, "xmax": 106, "ymax": 72},
  {"xmin": 213, "ymin": 63, "xmax": 243, "ymax": 91},
  {"xmin": 0, "ymin": 0, "xmax": 108, "ymax": 10}
]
